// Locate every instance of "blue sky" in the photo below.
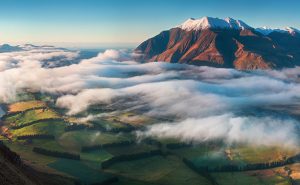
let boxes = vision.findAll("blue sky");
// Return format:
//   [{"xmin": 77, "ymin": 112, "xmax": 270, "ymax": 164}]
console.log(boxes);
[{"xmin": 0, "ymin": 0, "xmax": 299, "ymax": 48}]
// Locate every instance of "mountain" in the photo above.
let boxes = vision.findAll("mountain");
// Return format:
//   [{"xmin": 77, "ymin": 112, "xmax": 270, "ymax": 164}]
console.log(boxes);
[
  {"xmin": 256, "ymin": 26, "xmax": 300, "ymax": 36},
  {"xmin": 0, "ymin": 44, "xmax": 23, "ymax": 53},
  {"xmin": 135, "ymin": 17, "xmax": 300, "ymax": 70}
]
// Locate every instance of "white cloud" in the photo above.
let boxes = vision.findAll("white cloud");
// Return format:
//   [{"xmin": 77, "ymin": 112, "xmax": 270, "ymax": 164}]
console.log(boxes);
[
  {"xmin": 137, "ymin": 114, "xmax": 299, "ymax": 148},
  {"xmin": 1, "ymin": 47, "xmax": 300, "ymax": 147}
]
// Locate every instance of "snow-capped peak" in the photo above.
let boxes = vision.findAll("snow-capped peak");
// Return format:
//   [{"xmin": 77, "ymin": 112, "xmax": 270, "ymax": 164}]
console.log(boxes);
[
  {"xmin": 224, "ymin": 17, "xmax": 251, "ymax": 30},
  {"xmin": 178, "ymin": 16, "xmax": 252, "ymax": 31},
  {"xmin": 177, "ymin": 16, "xmax": 300, "ymax": 36},
  {"xmin": 255, "ymin": 26, "xmax": 300, "ymax": 35},
  {"xmin": 255, "ymin": 27, "xmax": 283, "ymax": 35},
  {"xmin": 285, "ymin": 27, "xmax": 300, "ymax": 34}
]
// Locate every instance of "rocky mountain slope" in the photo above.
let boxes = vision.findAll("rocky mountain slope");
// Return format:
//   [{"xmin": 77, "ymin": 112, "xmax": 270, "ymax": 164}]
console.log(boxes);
[
  {"xmin": 0, "ymin": 141, "xmax": 77, "ymax": 185},
  {"xmin": 135, "ymin": 17, "xmax": 300, "ymax": 70}
]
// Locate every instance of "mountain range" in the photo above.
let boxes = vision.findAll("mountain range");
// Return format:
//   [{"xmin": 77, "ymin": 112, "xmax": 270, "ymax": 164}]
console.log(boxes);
[
  {"xmin": 135, "ymin": 17, "xmax": 300, "ymax": 70},
  {"xmin": 0, "ymin": 44, "xmax": 23, "ymax": 53}
]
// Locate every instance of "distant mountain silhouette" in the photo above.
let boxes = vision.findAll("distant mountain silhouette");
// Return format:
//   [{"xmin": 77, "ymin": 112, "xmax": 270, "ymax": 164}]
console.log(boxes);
[{"xmin": 0, "ymin": 44, "xmax": 23, "ymax": 53}]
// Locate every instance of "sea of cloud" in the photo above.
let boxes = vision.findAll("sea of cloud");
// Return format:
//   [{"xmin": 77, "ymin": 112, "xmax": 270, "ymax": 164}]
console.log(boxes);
[{"xmin": 1, "ymin": 45, "xmax": 300, "ymax": 147}]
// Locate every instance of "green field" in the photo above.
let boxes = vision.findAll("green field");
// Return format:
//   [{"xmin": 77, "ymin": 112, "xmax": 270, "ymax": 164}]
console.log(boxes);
[
  {"xmin": 105, "ymin": 144, "xmax": 158, "ymax": 156},
  {"xmin": 31, "ymin": 139, "xmax": 66, "ymax": 152},
  {"xmin": 81, "ymin": 149, "xmax": 113, "ymax": 162},
  {"xmin": 11, "ymin": 120, "xmax": 66, "ymax": 137},
  {"xmin": 4, "ymin": 141, "xmax": 58, "ymax": 166},
  {"xmin": 1, "ymin": 95, "xmax": 300, "ymax": 185},
  {"xmin": 230, "ymin": 146, "xmax": 298, "ymax": 164},
  {"xmin": 106, "ymin": 155, "xmax": 212, "ymax": 185},
  {"xmin": 5, "ymin": 108, "xmax": 60, "ymax": 127},
  {"xmin": 58, "ymin": 130, "xmax": 133, "ymax": 151},
  {"xmin": 212, "ymin": 171, "xmax": 291, "ymax": 185},
  {"xmin": 48, "ymin": 159, "xmax": 115, "ymax": 184}
]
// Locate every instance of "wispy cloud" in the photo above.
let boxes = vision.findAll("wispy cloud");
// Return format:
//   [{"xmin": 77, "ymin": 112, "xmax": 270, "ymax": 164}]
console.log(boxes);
[{"xmin": 1, "ymin": 46, "xmax": 300, "ymax": 147}]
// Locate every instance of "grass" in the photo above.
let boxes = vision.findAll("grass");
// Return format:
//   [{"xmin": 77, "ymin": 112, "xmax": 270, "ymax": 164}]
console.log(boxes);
[
  {"xmin": 212, "ymin": 171, "xmax": 291, "ymax": 185},
  {"xmin": 191, "ymin": 151, "xmax": 239, "ymax": 169},
  {"xmin": 80, "ymin": 149, "xmax": 113, "ymax": 163},
  {"xmin": 4, "ymin": 141, "xmax": 58, "ymax": 166},
  {"xmin": 155, "ymin": 138, "xmax": 187, "ymax": 146},
  {"xmin": 105, "ymin": 144, "xmax": 158, "ymax": 156},
  {"xmin": 5, "ymin": 108, "xmax": 60, "ymax": 127},
  {"xmin": 156, "ymin": 157, "xmax": 213, "ymax": 185},
  {"xmin": 93, "ymin": 118, "xmax": 130, "ymax": 130},
  {"xmin": 58, "ymin": 130, "xmax": 133, "ymax": 152},
  {"xmin": 8, "ymin": 101, "xmax": 47, "ymax": 113},
  {"xmin": 107, "ymin": 155, "xmax": 212, "ymax": 185},
  {"xmin": 230, "ymin": 146, "xmax": 298, "ymax": 164},
  {"xmin": 11, "ymin": 120, "xmax": 66, "ymax": 137},
  {"xmin": 171, "ymin": 145, "xmax": 298, "ymax": 170},
  {"xmin": 114, "ymin": 112, "xmax": 154, "ymax": 126},
  {"xmin": 171, "ymin": 145, "xmax": 210, "ymax": 158},
  {"xmin": 112, "ymin": 177, "xmax": 161, "ymax": 185},
  {"xmin": 3, "ymin": 97, "xmax": 299, "ymax": 185},
  {"xmin": 171, "ymin": 144, "xmax": 241, "ymax": 169},
  {"xmin": 48, "ymin": 159, "xmax": 114, "ymax": 184},
  {"xmin": 31, "ymin": 139, "xmax": 66, "ymax": 152},
  {"xmin": 88, "ymin": 112, "xmax": 153, "ymax": 129}
]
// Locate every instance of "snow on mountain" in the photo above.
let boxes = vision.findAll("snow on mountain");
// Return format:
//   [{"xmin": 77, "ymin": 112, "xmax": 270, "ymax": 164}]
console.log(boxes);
[
  {"xmin": 177, "ymin": 16, "xmax": 300, "ymax": 36},
  {"xmin": 255, "ymin": 26, "xmax": 300, "ymax": 35},
  {"xmin": 224, "ymin": 17, "xmax": 251, "ymax": 30},
  {"xmin": 255, "ymin": 27, "xmax": 285, "ymax": 35},
  {"xmin": 178, "ymin": 16, "xmax": 251, "ymax": 31},
  {"xmin": 285, "ymin": 27, "xmax": 300, "ymax": 34}
]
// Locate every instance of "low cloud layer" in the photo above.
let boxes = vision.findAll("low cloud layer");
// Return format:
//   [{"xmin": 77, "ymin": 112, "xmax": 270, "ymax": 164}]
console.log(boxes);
[
  {"xmin": 137, "ymin": 114, "xmax": 299, "ymax": 148},
  {"xmin": 1, "ymin": 46, "xmax": 300, "ymax": 147}
]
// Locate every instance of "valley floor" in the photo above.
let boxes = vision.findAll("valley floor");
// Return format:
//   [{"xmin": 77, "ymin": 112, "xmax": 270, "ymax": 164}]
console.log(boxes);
[{"xmin": 1, "ymin": 93, "xmax": 300, "ymax": 185}]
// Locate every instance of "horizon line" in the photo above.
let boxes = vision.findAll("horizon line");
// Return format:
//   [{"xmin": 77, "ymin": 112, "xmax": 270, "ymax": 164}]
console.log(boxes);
[{"xmin": 0, "ymin": 41, "xmax": 139, "ymax": 49}]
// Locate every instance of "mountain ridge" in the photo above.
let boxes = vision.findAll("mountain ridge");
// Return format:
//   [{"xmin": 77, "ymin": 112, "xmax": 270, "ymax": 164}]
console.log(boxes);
[
  {"xmin": 178, "ymin": 17, "xmax": 251, "ymax": 31},
  {"xmin": 135, "ymin": 16, "xmax": 300, "ymax": 70}
]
